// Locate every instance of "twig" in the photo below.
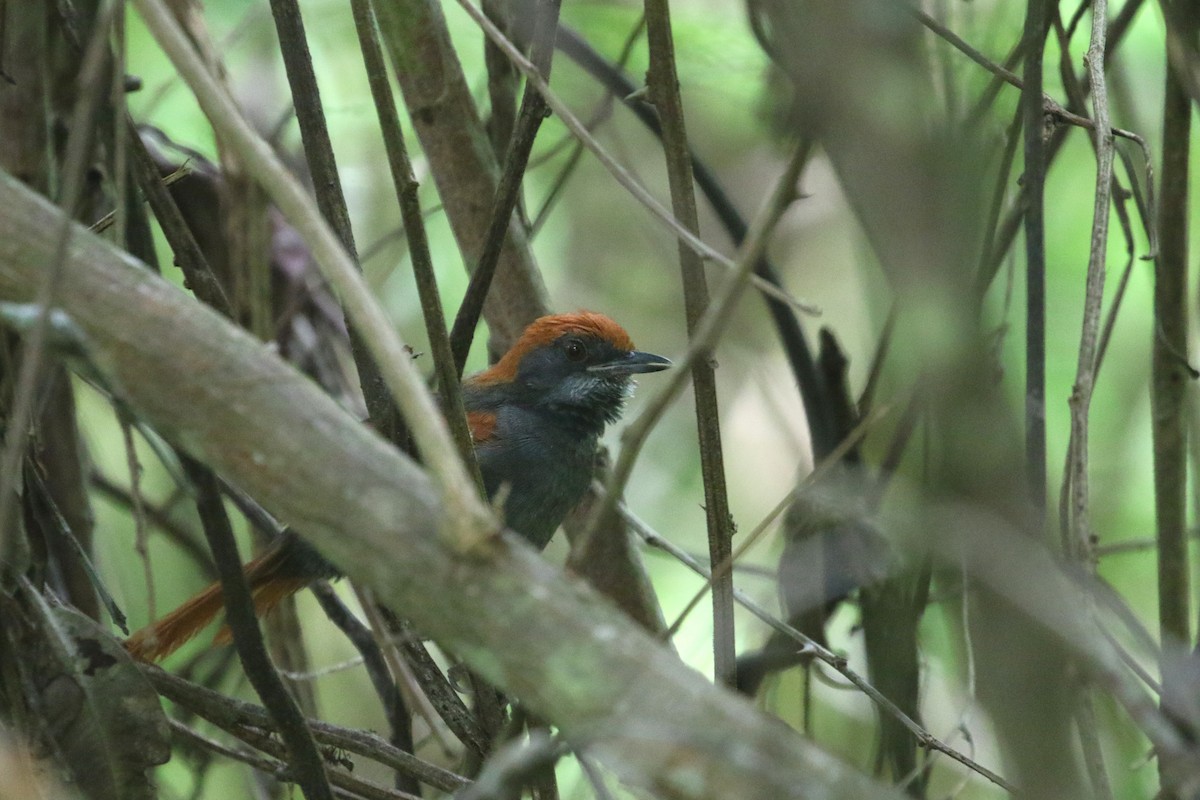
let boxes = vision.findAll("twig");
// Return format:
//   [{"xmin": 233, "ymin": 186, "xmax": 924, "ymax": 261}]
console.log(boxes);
[
  {"xmin": 914, "ymin": 5, "xmax": 1149, "ymax": 147},
  {"xmin": 181, "ymin": 456, "xmax": 334, "ymax": 800},
  {"xmin": 134, "ymin": 0, "xmax": 494, "ymax": 552},
  {"xmin": 451, "ymin": 0, "xmax": 820, "ymax": 319},
  {"xmin": 172, "ymin": 719, "xmax": 421, "ymax": 800},
  {"xmin": 352, "ymin": 587, "xmax": 461, "ymax": 755},
  {"xmin": 127, "ymin": 123, "xmax": 232, "ymax": 315},
  {"xmin": 576, "ymin": 753, "xmax": 617, "ymax": 800},
  {"xmin": 1061, "ymin": 0, "xmax": 1116, "ymax": 569},
  {"xmin": 267, "ymin": 0, "xmax": 396, "ymax": 437},
  {"xmin": 378, "ymin": 609, "xmax": 492, "ymax": 759},
  {"xmin": 621, "ymin": 506, "xmax": 1017, "ymax": 794},
  {"xmin": 120, "ymin": 415, "xmax": 155, "ymax": 628},
  {"xmin": 448, "ymin": 0, "xmax": 562, "ymax": 377},
  {"xmin": 529, "ymin": 15, "xmax": 644, "ymax": 235},
  {"xmin": 233, "ymin": 724, "xmax": 421, "ymax": 800},
  {"xmin": 111, "ymin": 4, "xmax": 130, "ymax": 250},
  {"xmin": 348, "ymin": 0, "xmax": 482, "ymax": 487},
  {"xmin": 1076, "ymin": 691, "xmax": 1115, "ymax": 800},
  {"xmin": 1059, "ymin": 9, "xmax": 1117, "ymax": 797},
  {"xmin": 146, "ymin": 667, "xmax": 468, "ymax": 793},
  {"xmin": 1021, "ymin": 0, "xmax": 1049, "ymax": 514},
  {"xmin": 965, "ymin": 0, "xmax": 1152, "ymax": 298},
  {"xmin": 664, "ymin": 400, "xmax": 894, "ymax": 641},
  {"xmin": 857, "ymin": 303, "xmax": 897, "ymax": 418},
  {"xmin": 974, "ymin": 105, "xmax": 1024, "ymax": 298},
  {"xmin": 309, "ymin": 583, "xmax": 420, "ymax": 797},
  {"xmin": 914, "ymin": 8, "xmax": 1023, "ymax": 88},
  {"xmin": 91, "ymin": 472, "xmax": 216, "ymax": 578},
  {"xmin": 169, "ymin": 719, "xmax": 287, "ymax": 780},
  {"xmin": 0, "ymin": 2, "xmax": 115, "ymax": 561},
  {"xmin": 546, "ymin": 21, "xmax": 836, "ymax": 457},
  {"xmin": 1151, "ymin": 0, "xmax": 1196, "ymax": 792},
  {"xmin": 643, "ymin": 0, "xmax": 737, "ymax": 687},
  {"xmin": 482, "ymin": 0, "xmax": 519, "ymax": 158},
  {"xmin": 578, "ymin": 140, "xmax": 814, "ymax": 631},
  {"xmin": 1098, "ymin": 623, "xmax": 1161, "ymax": 693},
  {"xmin": 24, "ymin": 463, "xmax": 127, "ymax": 631}
]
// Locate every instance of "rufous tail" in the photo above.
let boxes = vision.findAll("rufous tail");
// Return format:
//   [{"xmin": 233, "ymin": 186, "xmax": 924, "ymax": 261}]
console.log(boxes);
[{"xmin": 124, "ymin": 543, "xmax": 310, "ymax": 662}]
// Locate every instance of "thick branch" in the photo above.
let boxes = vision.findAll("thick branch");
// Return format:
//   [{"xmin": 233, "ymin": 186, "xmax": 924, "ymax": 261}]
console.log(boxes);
[{"xmin": 0, "ymin": 167, "xmax": 903, "ymax": 800}]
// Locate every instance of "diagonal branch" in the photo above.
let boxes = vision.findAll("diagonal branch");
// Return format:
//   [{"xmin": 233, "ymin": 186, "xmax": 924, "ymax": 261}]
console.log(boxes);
[
  {"xmin": 0, "ymin": 164, "xmax": 908, "ymax": 800},
  {"xmin": 132, "ymin": 0, "xmax": 495, "ymax": 552}
]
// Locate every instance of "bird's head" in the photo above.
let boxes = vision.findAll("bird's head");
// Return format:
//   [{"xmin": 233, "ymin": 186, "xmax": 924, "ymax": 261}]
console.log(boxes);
[{"xmin": 466, "ymin": 312, "xmax": 671, "ymax": 431}]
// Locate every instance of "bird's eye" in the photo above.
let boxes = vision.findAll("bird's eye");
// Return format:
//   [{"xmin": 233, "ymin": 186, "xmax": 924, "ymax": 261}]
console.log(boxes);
[{"xmin": 563, "ymin": 338, "xmax": 587, "ymax": 362}]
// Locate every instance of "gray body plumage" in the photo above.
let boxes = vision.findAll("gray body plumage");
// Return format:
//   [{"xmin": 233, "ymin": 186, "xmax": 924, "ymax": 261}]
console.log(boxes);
[{"xmin": 458, "ymin": 313, "xmax": 671, "ymax": 550}]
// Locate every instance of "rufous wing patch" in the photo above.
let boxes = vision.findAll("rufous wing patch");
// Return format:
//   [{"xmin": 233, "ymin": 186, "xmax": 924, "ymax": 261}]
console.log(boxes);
[{"xmin": 467, "ymin": 410, "xmax": 498, "ymax": 443}]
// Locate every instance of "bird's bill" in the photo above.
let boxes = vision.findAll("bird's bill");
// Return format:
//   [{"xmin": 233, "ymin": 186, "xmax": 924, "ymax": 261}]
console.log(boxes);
[{"xmin": 588, "ymin": 350, "xmax": 672, "ymax": 375}]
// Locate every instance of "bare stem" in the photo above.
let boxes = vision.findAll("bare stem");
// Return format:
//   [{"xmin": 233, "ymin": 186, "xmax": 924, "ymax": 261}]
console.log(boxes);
[{"xmin": 133, "ymin": 0, "xmax": 494, "ymax": 551}]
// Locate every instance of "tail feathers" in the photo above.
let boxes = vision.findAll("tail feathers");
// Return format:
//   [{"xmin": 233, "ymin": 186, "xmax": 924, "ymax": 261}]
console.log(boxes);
[
  {"xmin": 124, "ymin": 581, "xmax": 227, "ymax": 662},
  {"xmin": 210, "ymin": 577, "xmax": 310, "ymax": 646},
  {"xmin": 124, "ymin": 544, "xmax": 311, "ymax": 662}
]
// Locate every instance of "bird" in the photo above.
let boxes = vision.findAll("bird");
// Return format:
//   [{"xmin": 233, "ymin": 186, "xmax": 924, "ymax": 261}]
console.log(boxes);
[{"xmin": 124, "ymin": 311, "xmax": 671, "ymax": 661}]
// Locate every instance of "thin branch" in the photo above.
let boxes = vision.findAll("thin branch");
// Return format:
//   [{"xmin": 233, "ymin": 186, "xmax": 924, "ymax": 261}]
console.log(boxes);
[
  {"xmin": 1062, "ymin": 0, "xmax": 1117, "ymax": 571},
  {"xmin": 379, "ymin": 610, "xmax": 492, "ymax": 759},
  {"xmin": 968, "ymin": 0, "xmax": 1152, "ymax": 297},
  {"xmin": 91, "ymin": 472, "xmax": 213, "ymax": 573},
  {"xmin": 451, "ymin": 0, "xmax": 820, "ymax": 319},
  {"xmin": 1152, "ymin": 0, "xmax": 1197, "ymax": 793},
  {"xmin": 0, "ymin": 2, "xmax": 115, "ymax": 559},
  {"xmin": 546, "ymin": 21, "xmax": 836, "ymax": 457},
  {"xmin": 347, "ymin": 0, "xmax": 482, "ymax": 486},
  {"xmin": 180, "ymin": 456, "xmax": 334, "ymax": 800},
  {"xmin": 1060, "ymin": 4, "xmax": 1116, "ymax": 794},
  {"xmin": 914, "ymin": 5, "xmax": 1149, "ymax": 147},
  {"xmin": 1021, "ymin": 0, "xmax": 1049, "ymax": 514},
  {"xmin": 1076, "ymin": 692, "xmax": 1115, "ymax": 800},
  {"xmin": 146, "ymin": 667, "xmax": 468, "ymax": 793},
  {"xmin": 128, "ymin": 124, "xmax": 232, "ymax": 315},
  {"xmin": 914, "ymin": 8, "xmax": 1023, "ymax": 88},
  {"xmin": 266, "ymin": 0, "xmax": 396, "ymax": 436},
  {"xmin": 579, "ymin": 140, "xmax": 813, "ymax": 629},
  {"xmin": 664, "ymin": 399, "xmax": 895, "ymax": 641},
  {"xmin": 232, "ymin": 723, "xmax": 421, "ymax": 800},
  {"xmin": 134, "ymin": 0, "xmax": 495, "ymax": 552},
  {"xmin": 352, "ymin": 590, "xmax": 462, "ymax": 755},
  {"xmin": 448, "ymin": 0, "xmax": 562, "ymax": 377},
  {"xmin": 529, "ymin": 15, "xmax": 644, "ymax": 235},
  {"xmin": 309, "ymin": 583, "xmax": 420, "ymax": 797},
  {"xmin": 621, "ymin": 506, "xmax": 1017, "ymax": 794},
  {"xmin": 169, "ymin": 719, "xmax": 288, "ymax": 781},
  {"xmin": 171, "ymin": 719, "xmax": 421, "ymax": 800},
  {"xmin": 643, "ymin": 0, "xmax": 736, "ymax": 687},
  {"xmin": 120, "ymin": 415, "xmax": 155, "ymax": 627},
  {"xmin": 975, "ymin": 105, "xmax": 1024, "ymax": 298}
]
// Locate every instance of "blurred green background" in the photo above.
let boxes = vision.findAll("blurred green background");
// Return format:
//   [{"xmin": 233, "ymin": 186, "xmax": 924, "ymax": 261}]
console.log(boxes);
[{"xmin": 83, "ymin": 1, "xmax": 1190, "ymax": 797}]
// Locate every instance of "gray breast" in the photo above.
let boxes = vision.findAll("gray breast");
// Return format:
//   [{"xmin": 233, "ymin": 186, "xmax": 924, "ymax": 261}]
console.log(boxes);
[{"xmin": 474, "ymin": 406, "xmax": 598, "ymax": 550}]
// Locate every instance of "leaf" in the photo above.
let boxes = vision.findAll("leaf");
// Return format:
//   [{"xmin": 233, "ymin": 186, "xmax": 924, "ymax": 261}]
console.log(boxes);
[{"xmin": 0, "ymin": 586, "xmax": 171, "ymax": 800}]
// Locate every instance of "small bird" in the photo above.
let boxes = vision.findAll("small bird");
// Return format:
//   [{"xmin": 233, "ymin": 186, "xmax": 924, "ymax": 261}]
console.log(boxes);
[{"xmin": 125, "ymin": 311, "xmax": 670, "ymax": 661}]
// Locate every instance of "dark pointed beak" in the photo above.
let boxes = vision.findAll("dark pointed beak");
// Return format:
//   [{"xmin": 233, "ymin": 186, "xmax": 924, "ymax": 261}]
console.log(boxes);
[{"xmin": 588, "ymin": 350, "xmax": 672, "ymax": 375}]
